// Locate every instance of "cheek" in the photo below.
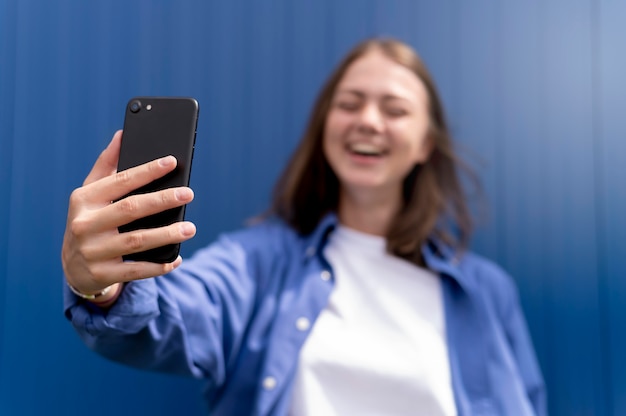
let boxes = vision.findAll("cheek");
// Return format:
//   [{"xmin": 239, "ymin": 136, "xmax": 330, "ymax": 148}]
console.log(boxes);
[
  {"xmin": 322, "ymin": 123, "xmax": 338, "ymax": 168},
  {"xmin": 392, "ymin": 122, "xmax": 431, "ymax": 161},
  {"xmin": 323, "ymin": 113, "xmax": 346, "ymax": 153},
  {"xmin": 325, "ymin": 110, "xmax": 353, "ymax": 138},
  {"xmin": 324, "ymin": 111, "xmax": 341, "ymax": 138}
]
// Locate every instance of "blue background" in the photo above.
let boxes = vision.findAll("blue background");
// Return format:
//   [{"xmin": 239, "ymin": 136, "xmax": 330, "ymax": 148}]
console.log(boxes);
[{"xmin": 1, "ymin": 1, "xmax": 624, "ymax": 415}]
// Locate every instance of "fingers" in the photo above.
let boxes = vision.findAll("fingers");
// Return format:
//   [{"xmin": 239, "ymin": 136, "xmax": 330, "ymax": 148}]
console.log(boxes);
[
  {"xmin": 80, "ymin": 130, "xmax": 179, "ymax": 205},
  {"xmin": 104, "ymin": 256, "xmax": 184, "ymax": 284},
  {"xmin": 81, "ymin": 221, "xmax": 197, "ymax": 261},
  {"xmin": 73, "ymin": 186, "xmax": 194, "ymax": 234},
  {"xmin": 84, "ymin": 130, "xmax": 123, "ymax": 186},
  {"xmin": 74, "ymin": 256, "xmax": 185, "ymax": 293},
  {"xmin": 80, "ymin": 155, "xmax": 179, "ymax": 205}
]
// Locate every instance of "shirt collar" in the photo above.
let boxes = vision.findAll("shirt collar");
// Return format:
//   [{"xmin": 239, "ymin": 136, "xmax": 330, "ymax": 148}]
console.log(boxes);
[
  {"xmin": 304, "ymin": 212, "xmax": 472, "ymax": 292},
  {"xmin": 422, "ymin": 239, "xmax": 471, "ymax": 292},
  {"xmin": 301, "ymin": 212, "xmax": 338, "ymax": 261}
]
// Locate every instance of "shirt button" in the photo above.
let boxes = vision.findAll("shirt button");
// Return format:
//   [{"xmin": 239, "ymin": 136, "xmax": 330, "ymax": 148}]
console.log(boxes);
[
  {"xmin": 296, "ymin": 317, "xmax": 310, "ymax": 331},
  {"xmin": 262, "ymin": 376, "xmax": 277, "ymax": 390},
  {"xmin": 320, "ymin": 270, "xmax": 331, "ymax": 281}
]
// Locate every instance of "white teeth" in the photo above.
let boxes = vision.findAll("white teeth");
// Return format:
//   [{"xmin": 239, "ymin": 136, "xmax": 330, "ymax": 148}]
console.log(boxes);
[{"xmin": 350, "ymin": 143, "xmax": 382, "ymax": 155}]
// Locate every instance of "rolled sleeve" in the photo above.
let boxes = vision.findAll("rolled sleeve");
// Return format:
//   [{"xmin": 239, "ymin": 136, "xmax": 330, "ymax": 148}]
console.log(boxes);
[{"xmin": 64, "ymin": 278, "xmax": 160, "ymax": 337}]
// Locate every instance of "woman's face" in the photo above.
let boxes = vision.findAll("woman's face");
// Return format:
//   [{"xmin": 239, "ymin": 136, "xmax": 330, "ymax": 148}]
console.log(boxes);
[{"xmin": 323, "ymin": 50, "xmax": 432, "ymax": 201}]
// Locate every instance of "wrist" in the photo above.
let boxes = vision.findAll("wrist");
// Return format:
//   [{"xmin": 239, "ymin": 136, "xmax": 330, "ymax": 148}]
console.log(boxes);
[
  {"xmin": 67, "ymin": 281, "xmax": 112, "ymax": 300},
  {"xmin": 66, "ymin": 281, "xmax": 123, "ymax": 307},
  {"xmin": 88, "ymin": 283, "xmax": 123, "ymax": 307}
]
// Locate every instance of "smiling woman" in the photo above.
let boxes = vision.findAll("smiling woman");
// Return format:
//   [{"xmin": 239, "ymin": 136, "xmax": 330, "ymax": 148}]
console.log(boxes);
[
  {"xmin": 323, "ymin": 50, "xmax": 434, "ymax": 236},
  {"xmin": 62, "ymin": 38, "xmax": 545, "ymax": 416},
  {"xmin": 272, "ymin": 39, "xmax": 471, "ymax": 266}
]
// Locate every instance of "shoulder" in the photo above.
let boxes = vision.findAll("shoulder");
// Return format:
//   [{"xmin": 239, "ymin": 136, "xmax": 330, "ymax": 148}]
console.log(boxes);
[
  {"xmin": 455, "ymin": 251, "xmax": 521, "ymax": 321},
  {"xmin": 219, "ymin": 216, "xmax": 305, "ymax": 254},
  {"xmin": 186, "ymin": 216, "xmax": 306, "ymax": 271},
  {"xmin": 456, "ymin": 251, "xmax": 513, "ymax": 289},
  {"xmin": 211, "ymin": 212, "xmax": 337, "ymax": 259}
]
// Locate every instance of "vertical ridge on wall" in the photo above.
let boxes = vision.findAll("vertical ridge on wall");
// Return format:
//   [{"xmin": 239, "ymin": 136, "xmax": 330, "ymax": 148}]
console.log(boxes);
[
  {"xmin": 0, "ymin": 0, "xmax": 18, "ymax": 388},
  {"xmin": 494, "ymin": 0, "xmax": 548, "ymax": 381},
  {"xmin": 412, "ymin": 2, "xmax": 457, "ymax": 125},
  {"xmin": 371, "ymin": 0, "xmax": 419, "ymax": 45},
  {"xmin": 243, "ymin": 0, "xmax": 289, "ymax": 217},
  {"xmin": 326, "ymin": 0, "xmax": 377, "ymax": 65},
  {"xmin": 599, "ymin": 0, "xmax": 626, "ymax": 413},
  {"xmin": 454, "ymin": 0, "xmax": 501, "ymax": 259},
  {"xmin": 590, "ymin": 0, "xmax": 611, "ymax": 412},
  {"xmin": 541, "ymin": 1, "xmax": 604, "ymax": 414},
  {"xmin": 287, "ymin": 1, "xmax": 331, "ymax": 150},
  {"xmin": 186, "ymin": 0, "xmax": 249, "ymax": 250}
]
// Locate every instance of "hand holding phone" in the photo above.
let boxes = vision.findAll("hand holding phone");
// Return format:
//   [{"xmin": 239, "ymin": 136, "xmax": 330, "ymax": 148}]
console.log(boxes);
[
  {"xmin": 117, "ymin": 97, "xmax": 199, "ymax": 263},
  {"xmin": 62, "ymin": 98, "xmax": 199, "ymax": 301}
]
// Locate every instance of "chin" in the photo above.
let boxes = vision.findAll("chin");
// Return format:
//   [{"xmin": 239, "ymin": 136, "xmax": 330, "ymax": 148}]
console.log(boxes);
[{"xmin": 338, "ymin": 177, "xmax": 395, "ymax": 195}]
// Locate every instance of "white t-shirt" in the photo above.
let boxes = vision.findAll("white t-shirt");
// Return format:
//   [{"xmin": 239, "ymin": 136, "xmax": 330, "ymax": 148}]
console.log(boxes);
[{"xmin": 289, "ymin": 225, "xmax": 456, "ymax": 416}]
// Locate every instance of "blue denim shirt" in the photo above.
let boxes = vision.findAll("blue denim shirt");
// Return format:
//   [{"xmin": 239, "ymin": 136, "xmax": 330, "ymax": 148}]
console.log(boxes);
[{"xmin": 64, "ymin": 214, "xmax": 546, "ymax": 415}]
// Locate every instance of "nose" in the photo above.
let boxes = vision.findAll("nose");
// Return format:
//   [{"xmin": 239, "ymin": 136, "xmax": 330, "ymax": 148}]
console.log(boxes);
[{"xmin": 356, "ymin": 103, "xmax": 384, "ymax": 134}]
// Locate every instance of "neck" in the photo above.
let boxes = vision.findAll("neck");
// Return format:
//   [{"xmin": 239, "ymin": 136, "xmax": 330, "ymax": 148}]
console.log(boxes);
[{"xmin": 337, "ymin": 188, "xmax": 402, "ymax": 236}]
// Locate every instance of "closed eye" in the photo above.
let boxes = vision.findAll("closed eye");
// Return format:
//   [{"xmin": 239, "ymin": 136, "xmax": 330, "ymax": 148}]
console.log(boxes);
[
  {"xmin": 336, "ymin": 101, "xmax": 361, "ymax": 112},
  {"xmin": 384, "ymin": 107, "xmax": 409, "ymax": 117}
]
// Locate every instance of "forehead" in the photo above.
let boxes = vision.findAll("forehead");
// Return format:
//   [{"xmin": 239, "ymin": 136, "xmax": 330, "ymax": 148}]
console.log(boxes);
[{"xmin": 335, "ymin": 50, "xmax": 427, "ymax": 103}]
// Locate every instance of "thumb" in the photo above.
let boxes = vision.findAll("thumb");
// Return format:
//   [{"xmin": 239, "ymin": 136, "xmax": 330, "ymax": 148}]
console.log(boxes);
[{"xmin": 83, "ymin": 130, "xmax": 123, "ymax": 186}]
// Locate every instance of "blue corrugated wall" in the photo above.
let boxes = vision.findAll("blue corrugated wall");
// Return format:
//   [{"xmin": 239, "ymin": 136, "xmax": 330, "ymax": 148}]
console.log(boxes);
[{"xmin": 1, "ymin": 1, "xmax": 624, "ymax": 415}]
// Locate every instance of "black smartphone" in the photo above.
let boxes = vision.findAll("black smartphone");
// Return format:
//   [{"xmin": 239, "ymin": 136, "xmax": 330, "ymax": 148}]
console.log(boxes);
[{"xmin": 117, "ymin": 97, "xmax": 199, "ymax": 263}]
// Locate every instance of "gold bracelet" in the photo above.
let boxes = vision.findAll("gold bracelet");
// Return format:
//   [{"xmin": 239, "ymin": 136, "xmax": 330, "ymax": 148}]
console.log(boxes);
[{"xmin": 66, "ymin": 281, "xmax": 113, "ymax": 300}]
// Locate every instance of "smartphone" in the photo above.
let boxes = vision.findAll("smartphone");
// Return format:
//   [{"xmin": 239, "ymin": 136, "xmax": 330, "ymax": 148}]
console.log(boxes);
[{"xmin": 117, "ymin": 97, "xmax": 199, "ymax": 263}]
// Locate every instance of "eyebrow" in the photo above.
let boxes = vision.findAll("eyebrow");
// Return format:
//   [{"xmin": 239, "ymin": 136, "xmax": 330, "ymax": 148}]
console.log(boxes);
[{"xmin": 335, "ymin": 89, "xmax": 415, "ymax": 104}]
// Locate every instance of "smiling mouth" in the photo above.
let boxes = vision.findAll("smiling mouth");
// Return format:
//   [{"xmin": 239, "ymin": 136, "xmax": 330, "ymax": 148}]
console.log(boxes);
[{"xmin": 347, "ymin": 142, "xmax": 387, "ymax": 157}]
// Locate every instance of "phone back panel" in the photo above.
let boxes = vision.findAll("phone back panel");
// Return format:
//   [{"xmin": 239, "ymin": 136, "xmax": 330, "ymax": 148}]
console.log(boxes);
[{"xmin": 117, "ymin": 97, "xmax": 198, "ymax": 263}]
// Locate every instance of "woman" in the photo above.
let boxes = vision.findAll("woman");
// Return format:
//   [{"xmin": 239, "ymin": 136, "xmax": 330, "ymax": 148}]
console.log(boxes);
[{"xmin": 62, "ymin": 38, "xmax": 546, "ymax": 415}]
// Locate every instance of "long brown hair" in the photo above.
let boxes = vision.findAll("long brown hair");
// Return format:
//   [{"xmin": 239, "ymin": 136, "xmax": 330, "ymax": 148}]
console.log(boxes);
[{"xmin": 271, "ymin": 38, "xmax": 475, "ymax": 266}]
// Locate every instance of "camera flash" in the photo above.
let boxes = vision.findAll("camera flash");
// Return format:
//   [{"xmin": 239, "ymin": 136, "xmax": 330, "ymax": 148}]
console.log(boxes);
[{"xmin": 146, "ymin": 105, "xmax": 152, "ymax": 111}]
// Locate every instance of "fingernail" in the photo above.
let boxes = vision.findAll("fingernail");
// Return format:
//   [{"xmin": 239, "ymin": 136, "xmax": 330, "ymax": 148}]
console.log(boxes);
[
  {"xmin": 159, "ymin": 156, "xmax": 176, "ymax": 167},
  {"xmin": 180, "ymin": 223, "xmax": 196, "ymax": 236},
  {"xmin": 175, "ymin": 188, "xmax": 193, "ymax": 201}
]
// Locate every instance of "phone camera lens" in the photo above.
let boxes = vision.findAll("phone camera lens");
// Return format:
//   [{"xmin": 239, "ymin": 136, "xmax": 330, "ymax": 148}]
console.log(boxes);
[{"xmin": 129, "ymin": 100, "xmax": 142, "ymax": 113}]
